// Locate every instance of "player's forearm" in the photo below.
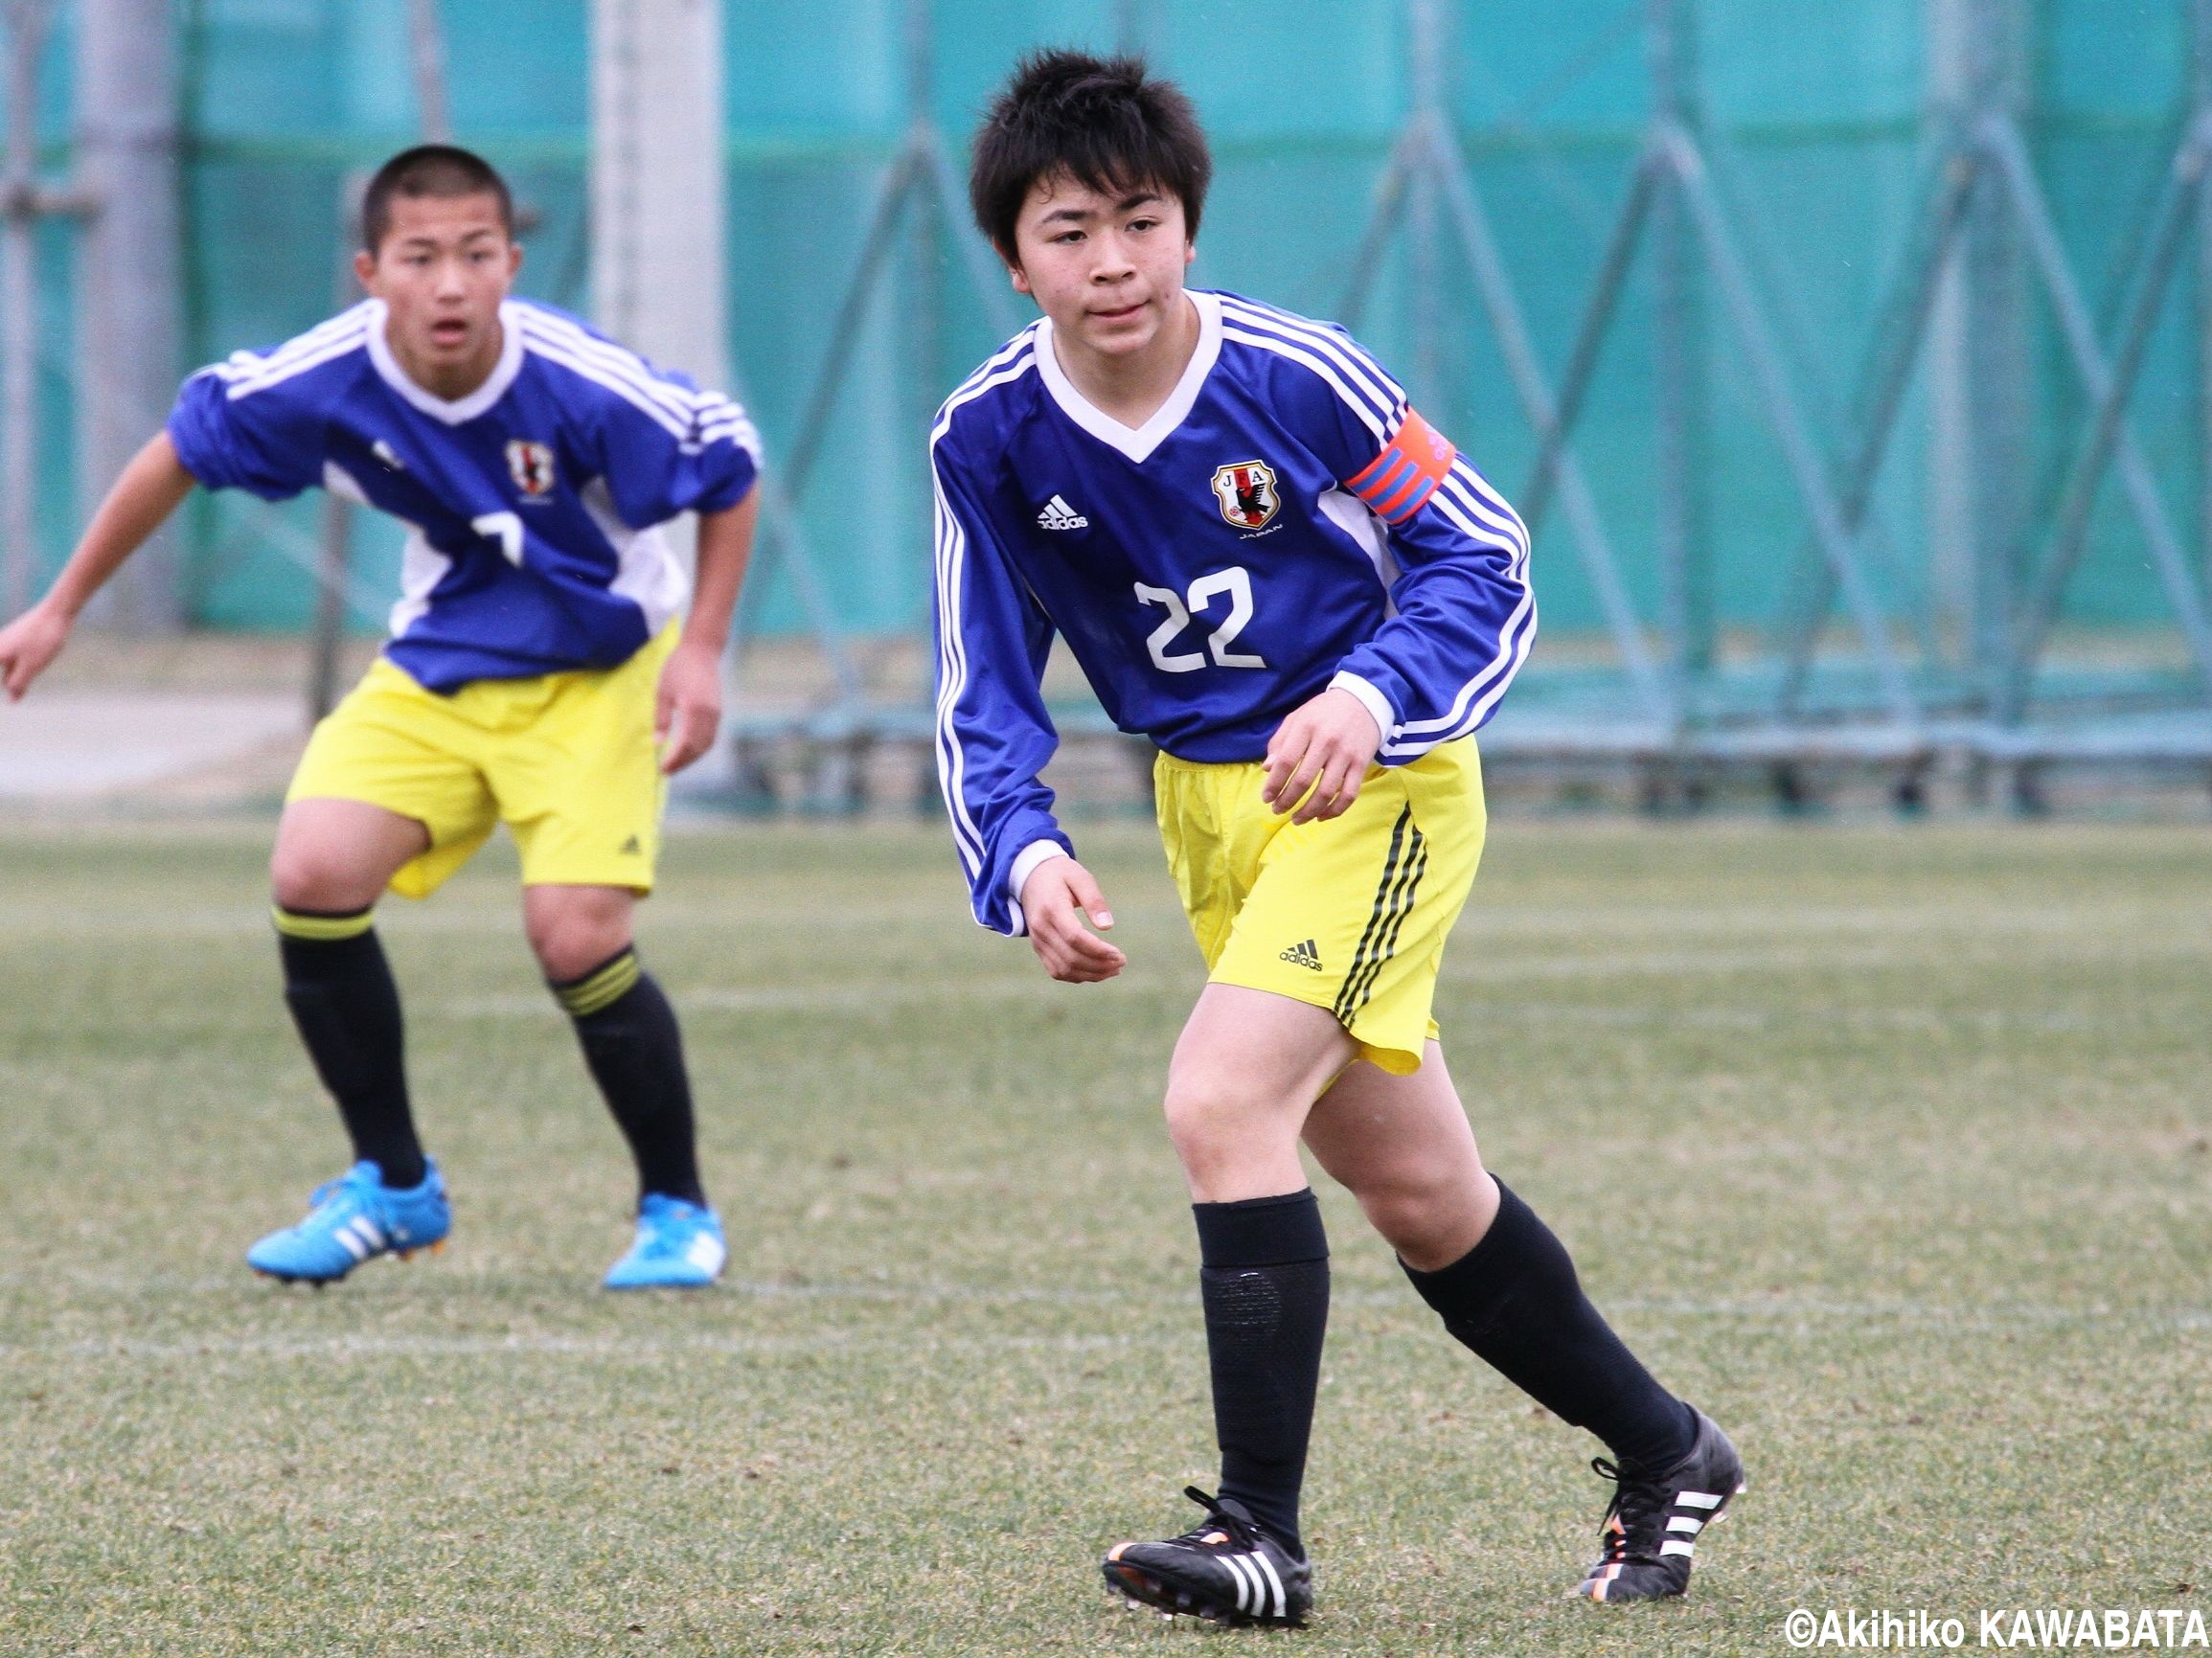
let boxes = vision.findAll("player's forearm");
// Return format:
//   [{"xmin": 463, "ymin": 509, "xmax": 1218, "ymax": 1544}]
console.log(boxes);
[
  {"xmin": 681, "ymin": 490, "xmax": 758, "ymax": 651},
  {"xmin": 1338, "ymin": 561, "xmax": 1534, "ymax": 746},
  {"xmin": 42, "ymin": 434, "xmax": 197, "ymax": 619}
]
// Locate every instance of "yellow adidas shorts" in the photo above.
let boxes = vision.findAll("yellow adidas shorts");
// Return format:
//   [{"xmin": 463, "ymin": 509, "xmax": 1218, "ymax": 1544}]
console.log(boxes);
[
  {"xmin": 286, "ymin": 629, "xmax": 675, "ymax": 900},
  {"xmin": 1155, "ymin": 736, "xmax": 1485, "ymax": 1076}
]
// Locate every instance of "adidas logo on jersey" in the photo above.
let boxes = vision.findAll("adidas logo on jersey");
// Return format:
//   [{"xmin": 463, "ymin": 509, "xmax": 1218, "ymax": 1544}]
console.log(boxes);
[
  {"xmin": 1279, "ymin": 939, "xmax": 1323, "ymax": 971},
  {"xmin": 1037, "ymin": 494, "xmax": 1089, "ymax": 531}
]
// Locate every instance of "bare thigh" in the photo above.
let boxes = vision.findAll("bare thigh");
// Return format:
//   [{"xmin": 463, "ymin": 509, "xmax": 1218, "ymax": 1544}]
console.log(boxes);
[
  {"xmin": 1300, "ymin": 1042, "xmax": 1499, "ymax": 1271},
  {"xmin": 270, "ymin": 798, "xmax": 431, "ymax": 913}
]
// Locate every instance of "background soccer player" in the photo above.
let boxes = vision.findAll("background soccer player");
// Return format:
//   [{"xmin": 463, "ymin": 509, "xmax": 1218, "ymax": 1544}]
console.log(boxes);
[
  {"xmin": 933, "ymin": 53, "xmax": 1745, "ymax": 1624},
  {"xmin": 0, "ymin": 146, "xmax": 758, "ymax": 1291}
]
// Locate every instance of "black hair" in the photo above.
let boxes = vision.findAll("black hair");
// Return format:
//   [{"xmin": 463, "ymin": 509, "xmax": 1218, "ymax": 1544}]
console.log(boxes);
[
  {"xmin": 360, "ymin": 144, "xmax": 514, "ymax": 254},
  {"xmin": 969, "ymin": 50, "xmax": 1212, "ymax": 263}
]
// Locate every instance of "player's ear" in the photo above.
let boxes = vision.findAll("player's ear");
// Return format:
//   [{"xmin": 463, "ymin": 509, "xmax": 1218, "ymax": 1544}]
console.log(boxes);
[
  {"xmin": 352, "ymin": 247, "xmax": 377, "ymax": 291},
  {"xmin": 505, "ymin": 238, "xmax": 524, "ymax": 281},
  {"xmin": 1003, "ymin": 253, "xmax": 1034, "ymax": 297}
]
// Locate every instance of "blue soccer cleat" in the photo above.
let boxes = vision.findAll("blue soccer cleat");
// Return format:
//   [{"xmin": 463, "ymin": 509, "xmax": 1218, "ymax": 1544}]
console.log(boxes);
[
  {"xmin": 603, "ymin": 1193, "xmax": 726, "ymax": 1290},
  {"xmin": 246, "ymin": 1160, "xmax": 451, "ymax": 1284}
]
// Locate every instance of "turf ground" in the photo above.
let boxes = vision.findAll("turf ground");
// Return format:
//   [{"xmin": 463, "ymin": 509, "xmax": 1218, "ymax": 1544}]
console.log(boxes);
[{"xmin": 0, "ymin": 816, "xmax": 2206, "ymax": 1655}]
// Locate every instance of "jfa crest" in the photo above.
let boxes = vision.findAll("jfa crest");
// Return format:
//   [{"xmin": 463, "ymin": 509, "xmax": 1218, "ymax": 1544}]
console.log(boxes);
[
  {"xmin": 1212, "ymin": 460, "xmax": 1280, "ymax": 530},
  {"xmin": 506, "ymin": 440, "xmax": 558, "ymax": 497}
]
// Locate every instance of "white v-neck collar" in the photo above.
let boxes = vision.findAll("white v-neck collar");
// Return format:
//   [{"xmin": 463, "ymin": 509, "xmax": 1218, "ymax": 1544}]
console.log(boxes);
[
  {"xmin": 365, "ymin": 298, "xmax": 526, "ymax": 424},
  {"xmin": 1035, "ymin": 289, "xmax": 1220, "ymax": 464}
]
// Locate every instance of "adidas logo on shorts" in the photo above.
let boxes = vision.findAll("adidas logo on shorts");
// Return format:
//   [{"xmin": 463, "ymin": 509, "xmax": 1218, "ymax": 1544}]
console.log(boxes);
[
  {"xmin": 1279, "ymin": 939, "xmax": 1323, "ymax": 971},
  {"xmin": 1037, "ymin": 494, "xmax": 1089, "ymax": 531}
]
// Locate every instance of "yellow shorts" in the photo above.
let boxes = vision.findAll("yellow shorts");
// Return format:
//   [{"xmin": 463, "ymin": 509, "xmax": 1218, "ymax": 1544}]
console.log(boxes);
[
  {"xmin": 1155, "ymin": 737, "xmax": 1485, "ymax": 1076},
  {"xmin": 286, "ymin": 629, "xmax": 675, "ymax": 900}
]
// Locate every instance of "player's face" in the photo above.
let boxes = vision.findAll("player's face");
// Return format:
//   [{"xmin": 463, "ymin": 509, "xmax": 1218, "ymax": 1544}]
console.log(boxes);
[
  {"xmin": 355, "ymin": 193, "xmax": 522, "ymax": 393},
  {"xmin": 1007, "ymin": 174, "xmax": 1196, "ymax": 360}
]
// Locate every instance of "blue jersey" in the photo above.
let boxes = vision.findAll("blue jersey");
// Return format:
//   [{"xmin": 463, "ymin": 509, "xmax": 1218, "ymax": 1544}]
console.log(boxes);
[
  {"xmin": 167, "ymin": 298, "xmax": 761, "ymax": 692},
  {"xmin": 931, "ymin": 288, "xmax": 1534, "ymax": 936}
]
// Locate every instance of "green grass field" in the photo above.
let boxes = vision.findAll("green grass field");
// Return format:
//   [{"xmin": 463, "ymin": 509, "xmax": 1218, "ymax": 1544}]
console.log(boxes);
[{"xmin": 1, "ymin": 816, "xmax": 2207, "ymax": 1655}]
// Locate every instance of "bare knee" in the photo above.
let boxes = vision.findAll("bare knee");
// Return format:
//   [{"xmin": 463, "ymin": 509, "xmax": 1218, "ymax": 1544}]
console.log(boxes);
[
  {"xmin": 1162, "ymin": 1072, "xmax": 1244, "ymax": 1169},
  {"xmin": 270, "ymin": 842, "xmax": 385, "ymax": 914},
  {"xmin": 1356, "ymin": 1168, "xmax": 1499, "ymax": 1272},
  {"xmin": 1356, "ymin": 1174, "xmax": 1459, "ymax": 1253},
  {"xmin": 271, "ymin": 800, "xmax": 426, "ymax": 914},
  {"xmin": 1163, "ymin": 1071, "xmax": 1307, "ymax": 1199},
  {"xmin": 525, "ymin": 887, "xmax": 635, "ymax": 984}
]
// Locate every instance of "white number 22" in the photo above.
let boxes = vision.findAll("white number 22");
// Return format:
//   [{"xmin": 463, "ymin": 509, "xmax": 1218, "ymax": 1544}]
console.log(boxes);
[{"xmin": 1134, "ymin": 566, "xmax": 1267, "ymax": 673}]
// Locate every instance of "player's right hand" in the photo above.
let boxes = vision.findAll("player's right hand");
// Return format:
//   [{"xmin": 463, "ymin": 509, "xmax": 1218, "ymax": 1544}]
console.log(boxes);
[
  {"xmin": 0, "ymin": 600, "xmax": 71, "ymax": 700},
  {"xmin": 1019, "ymin": 855, "xmax": 1128, "ymax": 984}
]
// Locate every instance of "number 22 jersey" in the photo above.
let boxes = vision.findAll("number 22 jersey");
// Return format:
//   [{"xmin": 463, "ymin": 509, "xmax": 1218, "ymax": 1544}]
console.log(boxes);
[{"xmin": 930, "ymin": 288, "xmax": 1536, "ymax": 936}]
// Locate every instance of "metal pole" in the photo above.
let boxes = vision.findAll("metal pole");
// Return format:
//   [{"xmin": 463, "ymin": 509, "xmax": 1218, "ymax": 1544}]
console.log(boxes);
[
  {"xmin": 1338, "ymin": 0, "xmax": 1663, "ymax": 719},
  {"xmin": 1961, "ymin": 0, "xmax": 2029, "ymax": 710},
  {"xmin": 904, "ymin": 0, "xmax": 941, "ymax": 433},
  {"xmin": 591, "ymin": 0, "xmax": 638, "ymax": 338},
  {"xmin": 2004, "ymin": 117, "xmax": 2212, "ymax": 713},
  {"xmin": 407, "ymin": 0, "xmax": 452, "ymax": 144},
  {"xmin": 2196, "ymin": 0, "xmax": 2212, "ymax": 606},
  {"xmin": 1405, "ymin": 0, "xmax": 1445, "ymax": 413},
  {"xmin": 1648, "ymin": 0, "xmax": 1712, "ymax": 701},
  {"xmin": 901, "ymin": 0, "xmax": 1021, "ymax": 344},
  {"xmin": 780, "ymin": 148, "xmax": 923, "ymax": 497},
  {"xmin": 1, "ymin": 0, "xmax": 52, "ymax": 620},
  {"xmin": 590, "ymin": 0, "xmax": 728, "ymax": 387},
  {"xmin": 1519, "ymin": 154, "xmax": 1659, "ymax": 534},
  {"xmin": 1776, "ymin": 143, "xmax": 1980, "ymax": 711},
  {"xmin": 308, "ymin": 493, "xmax": 353, "ymax": 721},
  {"xmin": 75, "ymin": 0, "xmax": 183, "ymax": 633},
  {"xmin": 1113, "ymin": 0, "xmax": 1149, "ymax": 54},
  {"xmin": 727, "ymin": 0, "xmax": 1016, "ymax": 716},
  {"xmin": 1336, "ymin": 132, "xmax": 1414, "ymax": 329},
  {"xmin": 1431, "ymin": 126, "xmax": 1669, "ymax": 717},
  {"xmin": 1926, "ymin": 0, "xmax": 1974, "ymax": 668},
  {"xmin": 780, "ymin": 0, "xmax": 1028, "ymax": 494},
  {"xmin": 1984, "ymin": 117, "xmax": 2212, "ymax": 695},
  {"xmin": 923, "ymin": 129, "xmax": 1024, "ymax": 339},
  {"xmin": 904, "ymin": 0, "xmax": 931, "ymax": 138},
  {"xmin": 1668, "ymin": 128, "xmax": 1919, "ymax": 724},
  {"xmin": 232, "ymin": 496, "xmax": 393, "ymax": 626},
  {"xmin": 308, "ymin": 171, "xmax": 368, "ymax": 724}
]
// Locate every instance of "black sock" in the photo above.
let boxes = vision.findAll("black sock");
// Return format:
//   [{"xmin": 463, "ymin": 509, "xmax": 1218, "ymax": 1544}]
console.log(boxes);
[
  {"xmin": 1193, "ymin": 1190, "xmax": 1329, "ymax": 1556},
  {"xmin": 274, "ymin": 908, "xmax": 425, "ymax": 1189},
  {"xmin": 1402, "ymin": 1178, "xmax": 1697, "ymax": 1475},
  {"xmin": 552, "ymin": 947, "xmax": 706, "ymax": 1207}
]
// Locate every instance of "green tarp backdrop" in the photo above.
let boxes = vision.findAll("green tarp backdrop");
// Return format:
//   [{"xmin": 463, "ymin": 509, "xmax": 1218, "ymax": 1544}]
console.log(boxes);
[{"xmin": 2, "ymin": 1, "xmax": 2201, "ymax": 643}]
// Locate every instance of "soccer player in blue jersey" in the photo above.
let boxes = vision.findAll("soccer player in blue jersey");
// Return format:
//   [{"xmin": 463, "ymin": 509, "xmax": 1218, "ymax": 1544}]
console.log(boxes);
[
  {"xmin": 935, "ymin": 55, "xmax": 1745, "ymax": 1624},
  {"xmin": 0, "ymin": 147, "xmax": 756, "ymax": 1291}
]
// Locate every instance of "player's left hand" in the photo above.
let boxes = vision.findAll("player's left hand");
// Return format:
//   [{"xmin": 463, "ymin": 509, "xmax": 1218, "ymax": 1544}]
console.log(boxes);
[
  {"xmin": 655, "ymin": 638, "xmax": 724, "ymax": 775},
  {"xmin": 1262, "ymin": 687, "xmax": 1381, "ymax": 824},
  {"xmin": 0, "ymin": 599, "xmax": 73, "ymax": 701}
]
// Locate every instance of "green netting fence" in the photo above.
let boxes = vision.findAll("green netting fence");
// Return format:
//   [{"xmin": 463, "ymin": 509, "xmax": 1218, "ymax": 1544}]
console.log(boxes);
[{"xmin": 2, "ymin": 0, "xmax": 2203, "ymax": 657}]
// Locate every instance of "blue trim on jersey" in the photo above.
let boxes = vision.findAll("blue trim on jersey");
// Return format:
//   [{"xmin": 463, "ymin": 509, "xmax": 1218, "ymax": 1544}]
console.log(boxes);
[
  {"xmin": 930, "ymin": 289, "xmax": 1533, "ymax": 936},
  {"xmin": 167, "ymin": 298, "xmax": 761, "ymax": 692}
]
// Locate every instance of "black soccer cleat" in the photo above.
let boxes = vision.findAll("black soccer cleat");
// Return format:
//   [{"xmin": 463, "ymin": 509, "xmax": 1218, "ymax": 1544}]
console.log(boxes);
[
  {"xmin": 1574, "ymin": 1409, "xmax": 1745, "ymax": 1602},
  {"xmin": 1102, "ymin": 1487, "xmax": 1312, "ymax": 1627}
]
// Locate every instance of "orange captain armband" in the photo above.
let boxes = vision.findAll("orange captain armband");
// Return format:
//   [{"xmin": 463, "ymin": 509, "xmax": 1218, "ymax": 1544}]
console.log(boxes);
[{"xmin": 1343, "ymin": 406, "xmax": 1457, "ymax": 525}]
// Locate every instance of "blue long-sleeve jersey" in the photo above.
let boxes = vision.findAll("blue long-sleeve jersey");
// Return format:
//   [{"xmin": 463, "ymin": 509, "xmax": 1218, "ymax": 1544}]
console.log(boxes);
[
  {"xmin": 167, "ymin": 297, "xmax": 760, "ymax": 692},
  {"xmin": 931, "ymin": 288, "xmax": 1535, "ymax": 936}
]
